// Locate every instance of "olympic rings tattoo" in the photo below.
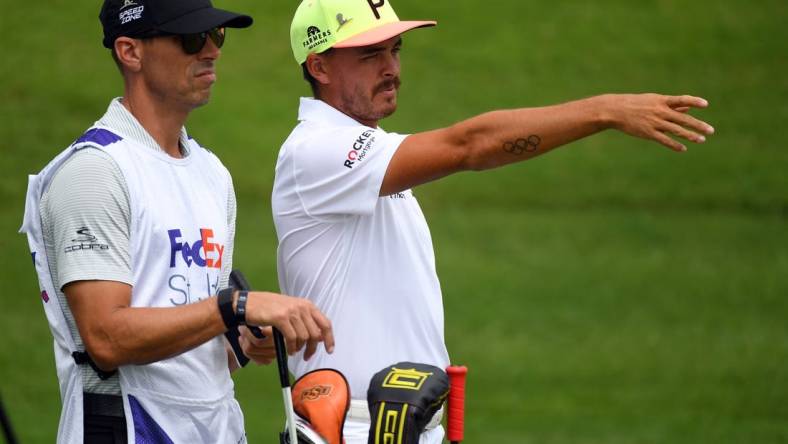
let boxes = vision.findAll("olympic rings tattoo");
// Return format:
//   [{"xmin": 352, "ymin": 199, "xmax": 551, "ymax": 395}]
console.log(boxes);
[{"xmin": 502, "ymin": 135, "xmax": 542, "ymax": 155}]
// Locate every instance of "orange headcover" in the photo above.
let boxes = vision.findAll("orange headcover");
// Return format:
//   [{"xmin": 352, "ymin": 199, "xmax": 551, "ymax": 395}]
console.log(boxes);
[{"xmin": 292, "ymin": 369, "xmax": 350, "ymax": 444}]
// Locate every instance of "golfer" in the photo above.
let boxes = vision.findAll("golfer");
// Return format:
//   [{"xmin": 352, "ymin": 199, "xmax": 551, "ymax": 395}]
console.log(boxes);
[
  {"xmin": 20, "ymin": 0, "xmax": 333, "ymax": 442},
  {"xmin": 273, "ymin": 0, "xmax": 714, "ymax": 442}
]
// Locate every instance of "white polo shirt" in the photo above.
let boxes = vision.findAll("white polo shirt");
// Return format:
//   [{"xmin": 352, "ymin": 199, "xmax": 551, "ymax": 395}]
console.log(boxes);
[{"xmin": 272, "ymin": 98, "xmax": 450, "ymax": 399}]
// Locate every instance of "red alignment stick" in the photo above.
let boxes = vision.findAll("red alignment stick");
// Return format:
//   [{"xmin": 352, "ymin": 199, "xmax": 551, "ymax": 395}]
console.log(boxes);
[{"xmin": 446, "ymin": 365, "xmax": 468, "ymax": 443}]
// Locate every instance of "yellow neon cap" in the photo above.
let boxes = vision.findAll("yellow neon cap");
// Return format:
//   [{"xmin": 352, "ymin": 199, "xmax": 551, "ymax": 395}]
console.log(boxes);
[{"xmin": 290, "ymin": 0, "xmax": 436, "ymax": 64}]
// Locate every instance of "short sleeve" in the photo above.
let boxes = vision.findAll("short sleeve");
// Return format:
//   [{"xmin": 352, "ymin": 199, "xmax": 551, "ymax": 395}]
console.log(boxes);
[
  {"xmin": 291, "ymin": 125, "xmax": 407, "ymax": 218},
  {"xmin": 40, "ymin": 148, "xmax": 132, "ymax": 289}
]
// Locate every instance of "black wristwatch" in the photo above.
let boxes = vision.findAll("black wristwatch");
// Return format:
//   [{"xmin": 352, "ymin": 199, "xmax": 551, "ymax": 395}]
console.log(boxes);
[
  {"xmin": 234, "ymin": 290, "xmax": 249, "ymax": 326},
  {"xmin": 217, "ymin": 287, "xmax": 237, "ymax": 330}
]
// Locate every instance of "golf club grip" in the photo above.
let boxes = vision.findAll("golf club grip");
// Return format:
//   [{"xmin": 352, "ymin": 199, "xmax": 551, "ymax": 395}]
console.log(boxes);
[
  {"xmin": 446, "ymin": 365, "xmax": 468, "ymax": 443},
  {"xmin": 229, "ymin": 270, "xmax": 251, "ymax": 292},
  {"xmin": 273, "ymin": 328, "xmax": 290, "ymax": 388},
  {"xmin": 229, "ymin": 271, "xmax": 289, "ymax": 386}
]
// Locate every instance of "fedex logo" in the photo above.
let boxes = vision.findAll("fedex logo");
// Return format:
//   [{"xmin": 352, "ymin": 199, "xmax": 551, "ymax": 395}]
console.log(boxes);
[{"xmin": 168, "ymin": 228, "xmax": 224, "ymax": 269}]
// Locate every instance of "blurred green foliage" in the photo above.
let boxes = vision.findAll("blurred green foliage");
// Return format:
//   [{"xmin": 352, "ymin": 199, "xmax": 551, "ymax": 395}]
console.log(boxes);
[{"xmin": 1, "ymin": 0, "xmax": 786, "ymax": 442}]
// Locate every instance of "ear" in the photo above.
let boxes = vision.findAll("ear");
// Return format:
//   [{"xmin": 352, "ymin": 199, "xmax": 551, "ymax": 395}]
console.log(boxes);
[
  {"xmin": 305, "ymin": 53, "xmax": 330, "ymax": 87},
  {"xmin": 114, "ymin": 37, "xmax": 143, "ymax": 73}
]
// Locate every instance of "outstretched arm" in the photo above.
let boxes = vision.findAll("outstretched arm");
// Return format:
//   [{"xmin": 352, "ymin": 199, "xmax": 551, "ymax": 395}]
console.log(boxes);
[{"xmin": 381, "ymin": 94, "xmax": 714, "ymax": 196}]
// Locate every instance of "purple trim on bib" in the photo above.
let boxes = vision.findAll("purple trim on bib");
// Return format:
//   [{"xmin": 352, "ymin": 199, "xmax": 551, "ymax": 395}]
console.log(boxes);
[
  {"xmin": 128, "ymin": 394, "xmax": 174, "ymax": 444},
  {"xmin": 74, "ymin": 128, "xmax": 123, "ymax": 147}
]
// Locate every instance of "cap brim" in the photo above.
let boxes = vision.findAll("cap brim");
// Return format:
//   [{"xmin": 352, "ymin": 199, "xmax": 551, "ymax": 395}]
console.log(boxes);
[
  {"xmin": 157, "ymin": 7, "xmax": 253, "ymax": 34},
  {"xmin": 333, "ymin": 20, "xmax": 436, "ymax": 48}
]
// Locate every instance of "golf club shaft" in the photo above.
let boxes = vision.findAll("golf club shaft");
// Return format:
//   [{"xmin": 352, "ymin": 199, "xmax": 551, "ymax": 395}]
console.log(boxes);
[
  {"xmin": 273, "ymin": 328, "xmax": 299, "ymax": 444},
  {"xmin": 229, "ymin": 270, "xmax": 298, "ymax": 444},
  {"xmin": 273, "ymin": 329, "xmax": 289, "ymax": 387}
]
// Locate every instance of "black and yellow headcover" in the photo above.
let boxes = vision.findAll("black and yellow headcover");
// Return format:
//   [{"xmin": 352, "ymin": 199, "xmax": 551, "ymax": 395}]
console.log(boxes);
[{"xmin": 366, "ymin": 362, "xmax": 449, "ymax": 444}]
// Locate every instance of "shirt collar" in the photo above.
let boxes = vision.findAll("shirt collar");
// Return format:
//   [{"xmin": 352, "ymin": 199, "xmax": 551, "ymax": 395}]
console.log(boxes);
[
  {"xmin": 98, "ymin": 98, "xmax": 191, "ymax": 156},
  {"xmin": 298, "ymin": 97, "xmax": 376, "ymax": 128}
]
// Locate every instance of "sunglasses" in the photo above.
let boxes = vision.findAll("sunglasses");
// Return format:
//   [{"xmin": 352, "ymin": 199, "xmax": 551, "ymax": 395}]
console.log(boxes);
[
  {"xmin": 138, "ymin": 27, "xmax": 225, "ymax": 55},
  {"xmin": 179, "ymin": 27, "xmax": 225, "ymax": 54}
]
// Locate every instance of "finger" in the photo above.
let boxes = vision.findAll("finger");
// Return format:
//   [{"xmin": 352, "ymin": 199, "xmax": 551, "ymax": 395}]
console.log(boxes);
[
  {"xmin": 246, "ymin": 347, "xmax": 276, "ymax": 361},
  {"xmin": 244, "ymin": 347, "xmax": 274, "ymax": 366},
  {"xmin": 666, "ymin": 95, "xmax": 708, "ymax": 109},
  {"xmin": 651, "ymin": 130, "xmax": 686, "ymax": 152},
  {"xmin": 299, "ymin": 322, "xmax": 319, "ymax": 362},
  {"xmin": 239, "ymin": 330, "xmax": 249, "ymax": 351},
  {"xmin": 312, "ymin": 308, "xmax": 335, "ymax": 353},
  {"xmin": 238, "ymin": 332, "xmax": 269, "ymax": 363},
  {"xmin": 660, "ymin": 121, "xmax": 707, "ymax": 144},
  {"xmin": 303, "ymin": 339, "xmax": 319, "ymax": 361},
  {"xmin": 239, "ymin": 325, "xmax": 255, "ymax": 341},
  {"xmin": 243, "ymin": 339, "xmax": 277, "ymax": 357},
  {"xmin": 302, "ymin": 311, "xmax": 323, "ymax": 341},
  {"xmin": 300, "ymin": 312, "xmax": 324, "ymax": 361},
  {"xmin": 239, "ymin": 325, "xmax": 269, "ymax": 347},
  {"xmin": 672, "ymin": 106, "xmax": 690, "ymax": 113},
  {"xmin": 276, "ymin": 321, "xmax": 298, "ymax": 354},
  {"xmin": 254, "ymin": 326, "xmax": 273, "ymax": 343},
  {"xmin": 290, "ymin": 315, "xmax": 310, "ymax": 355},
  {"xmin": 666, "ymin": 110, "xmax": 716, "ymax": 135},
  {"xmin": 241, "ymin": 344, "xmax": 270, "ymax": 360},
  {"xmin": 245, "ymin": 335, "xmax": 276, "ymax": 353}
]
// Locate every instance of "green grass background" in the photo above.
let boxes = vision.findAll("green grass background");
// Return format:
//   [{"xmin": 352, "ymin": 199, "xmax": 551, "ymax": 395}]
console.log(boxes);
[{"xmin": 1, "ymin": 0, "xmax": 787, "ymax": 442}]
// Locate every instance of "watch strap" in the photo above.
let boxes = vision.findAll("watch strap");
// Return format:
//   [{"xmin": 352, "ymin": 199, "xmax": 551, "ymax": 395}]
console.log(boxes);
[
  {"xmin": 235, "ymin": 290, "xmax": 248, "ymax": 326},
  {"xmin": 217, "ymin": 287, "xmax": 237, "ymax": 331}
]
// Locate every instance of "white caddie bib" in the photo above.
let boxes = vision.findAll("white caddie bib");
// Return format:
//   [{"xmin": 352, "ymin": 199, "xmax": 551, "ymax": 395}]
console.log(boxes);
[{"xmin": 21, "ymin": 126, "xmax": 244, "ymax": 443}]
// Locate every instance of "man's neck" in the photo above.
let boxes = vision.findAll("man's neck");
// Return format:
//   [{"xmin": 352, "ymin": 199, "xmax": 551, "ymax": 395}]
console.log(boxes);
[
  {"xmin": 317, "ymin": 95, "xmax": 378, "ymax": 128},
  {"xmin": 121, "ymin": 94, "xmax": 188, "ymax": 158}
]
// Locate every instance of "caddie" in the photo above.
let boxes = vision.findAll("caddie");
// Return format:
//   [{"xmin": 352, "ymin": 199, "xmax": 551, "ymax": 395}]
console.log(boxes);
[
  {"xmin": 273, "ymin": 0, "xmax": 715, "ymax": 442},
  {"xmin": 20, "ymin": 0, "xmax": 334, "ymax": 442}
]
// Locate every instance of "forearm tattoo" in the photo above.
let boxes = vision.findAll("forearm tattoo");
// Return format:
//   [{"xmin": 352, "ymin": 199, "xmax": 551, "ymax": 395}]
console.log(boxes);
[{"xmin": 502, "ymin": 135, "xmax": 541, "ymax": 155}]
